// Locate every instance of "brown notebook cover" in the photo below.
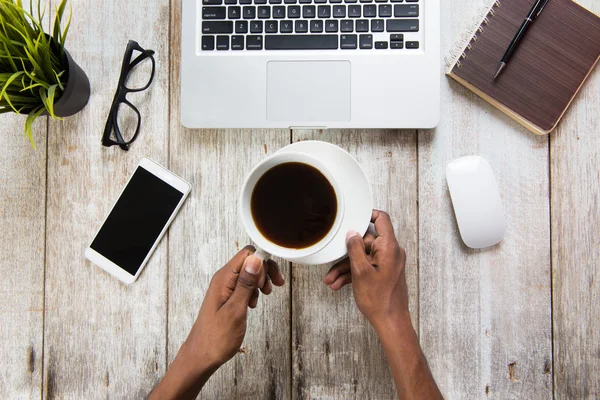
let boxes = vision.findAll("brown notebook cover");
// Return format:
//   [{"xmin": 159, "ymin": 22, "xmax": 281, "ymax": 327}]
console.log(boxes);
[{"xmin": 447, "ymin": 0, "xmax": 600, "ymax": 135}]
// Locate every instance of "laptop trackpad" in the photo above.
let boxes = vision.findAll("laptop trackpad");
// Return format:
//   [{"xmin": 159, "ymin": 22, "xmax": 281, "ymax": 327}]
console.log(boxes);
[{"xmin": 267, "ymin": 61, "xmax": 351, "ymax": 122}]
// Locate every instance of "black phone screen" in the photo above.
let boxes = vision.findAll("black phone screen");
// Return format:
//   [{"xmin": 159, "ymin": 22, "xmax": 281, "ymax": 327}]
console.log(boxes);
[{"xmin": 90, "ymin": 167, "xmax": 184, "ymax": 276}]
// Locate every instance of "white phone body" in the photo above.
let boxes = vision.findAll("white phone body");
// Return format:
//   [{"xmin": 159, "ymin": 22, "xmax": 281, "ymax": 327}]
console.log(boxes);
[{"xmin": 85, "ymin": 157, "xmax": 191, "ymax": 284}]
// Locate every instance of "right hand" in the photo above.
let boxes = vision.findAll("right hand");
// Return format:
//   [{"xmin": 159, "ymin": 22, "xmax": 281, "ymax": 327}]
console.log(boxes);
[{"xmin": 322, "ymin": 210, "xmax": 410, "ymax": 328}]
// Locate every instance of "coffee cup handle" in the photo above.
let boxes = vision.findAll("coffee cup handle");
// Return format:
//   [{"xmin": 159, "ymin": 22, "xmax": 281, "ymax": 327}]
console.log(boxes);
[{"xmin": 254, "ymin": 248, "xmax": 271, "ymax": 262}]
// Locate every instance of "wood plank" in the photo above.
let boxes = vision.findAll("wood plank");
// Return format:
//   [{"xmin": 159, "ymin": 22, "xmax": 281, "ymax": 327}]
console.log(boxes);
[
  {"xmin": 0, "ymin": 116, "xmax": 46, "ymax": 398},
  {"xmin": 42, "ymin": 0, "xmax": 171, "ymax": 397},
  {"xmin": 291, "ymin": 130, "xmax": 418, "ymax": 400},
  {"xmin": 551, "ymin": 1, "xmax": 600, "ymax": 397},
  {"xmin": 418, "ymin": 0, "xmax": 553, "ymax": 398},
  {"xmin": 168, "ymin": 1, "xmax": 292, "ymax": 398}
]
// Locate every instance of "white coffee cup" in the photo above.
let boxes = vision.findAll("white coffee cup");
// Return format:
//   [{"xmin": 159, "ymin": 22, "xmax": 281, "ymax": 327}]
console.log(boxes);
[{"xmin": 239, "ymin": 152, "xmax": 345, "ymax": 262}]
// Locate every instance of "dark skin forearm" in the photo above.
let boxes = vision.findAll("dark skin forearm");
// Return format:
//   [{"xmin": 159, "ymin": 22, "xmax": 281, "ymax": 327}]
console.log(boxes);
[
  {"xmin": 374, "ymin": 313, "xmax": 442, "ymax": 400},
  {"xmin": 149, "ymin": 343, "xmax": 219, "ymax": 400}
]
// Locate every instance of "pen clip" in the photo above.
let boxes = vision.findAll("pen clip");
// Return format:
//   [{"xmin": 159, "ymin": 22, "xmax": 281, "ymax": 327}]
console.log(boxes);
[{"xmin": 533, "ymin": 0, "xmax": 550, "ymax": 19}]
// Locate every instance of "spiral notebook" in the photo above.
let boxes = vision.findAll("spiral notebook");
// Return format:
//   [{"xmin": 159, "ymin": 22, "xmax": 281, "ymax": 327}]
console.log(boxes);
[{"xmin": 446, "ymin": 0, "xmax": 600, "ymax": 135}]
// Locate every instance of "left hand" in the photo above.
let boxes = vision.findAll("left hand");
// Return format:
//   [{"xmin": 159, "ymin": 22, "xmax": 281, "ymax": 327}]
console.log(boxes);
[{"xmin": 183, "ymin": 246, "xmax": 285, "ymax": 371}]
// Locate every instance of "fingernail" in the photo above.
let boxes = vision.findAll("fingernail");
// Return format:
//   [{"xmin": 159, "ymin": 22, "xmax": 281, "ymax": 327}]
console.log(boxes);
[
  {"xmin": 244, "ymin": 255, "xmax": 262, "ymax": 275},
  {"xmin": 346, "ymin": 230, "xmax": 360, "ymax": 242}
]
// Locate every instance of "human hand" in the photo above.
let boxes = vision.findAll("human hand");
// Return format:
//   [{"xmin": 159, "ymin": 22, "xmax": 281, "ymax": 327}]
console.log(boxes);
[
  {"xmin": 322, "ymin": 210, "xmax": 409, "ymax": 329},
  {"xmin": 183, "ymin": 246, "xmax": 285, "ymax": 371}
]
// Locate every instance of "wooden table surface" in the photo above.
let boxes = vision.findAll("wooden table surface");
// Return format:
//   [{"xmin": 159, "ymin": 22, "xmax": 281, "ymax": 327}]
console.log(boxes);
[{"xmin": 1, "ymin": 0, "xmax": 599, "ymax": 398}]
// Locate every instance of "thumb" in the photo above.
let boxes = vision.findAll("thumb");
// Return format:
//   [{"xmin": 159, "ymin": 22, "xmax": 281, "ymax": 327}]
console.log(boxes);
[
  {"xmin": 228, "ymin": 255, "xmax": 263, "ymax": 307},
  {"xmin": 346, "ymin": 230, "xmax": 371, "ymax": 277}
]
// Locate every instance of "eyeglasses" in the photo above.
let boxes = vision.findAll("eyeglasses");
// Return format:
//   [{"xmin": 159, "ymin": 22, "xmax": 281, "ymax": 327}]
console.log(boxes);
[{"xmin": 102, "ymin": 40, "xmax": 156, "ymax": 151}]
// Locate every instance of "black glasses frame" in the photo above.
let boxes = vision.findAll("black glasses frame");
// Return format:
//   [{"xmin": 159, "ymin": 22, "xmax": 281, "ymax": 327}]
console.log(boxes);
[{"xmin": 102, "ymin": 40, "xmax": 156, "ymax": 151}]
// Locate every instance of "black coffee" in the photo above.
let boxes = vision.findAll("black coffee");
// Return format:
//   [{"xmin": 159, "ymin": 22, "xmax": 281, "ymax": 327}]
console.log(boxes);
[{"xmin": 251, "ymin": 162, "xmax": 337, "ymax": 249}]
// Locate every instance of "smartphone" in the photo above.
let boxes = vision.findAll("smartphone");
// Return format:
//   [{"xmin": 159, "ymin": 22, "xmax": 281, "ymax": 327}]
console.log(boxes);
[{"xmin": 85, "ymin": 157, "xmax": 191, "ymax": 284}]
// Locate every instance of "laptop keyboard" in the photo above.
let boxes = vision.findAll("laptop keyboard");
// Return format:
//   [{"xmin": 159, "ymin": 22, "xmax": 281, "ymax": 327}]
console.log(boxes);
[{"xmin": 200, "ymin": 0, "xmax": 420, "ymax": 51}]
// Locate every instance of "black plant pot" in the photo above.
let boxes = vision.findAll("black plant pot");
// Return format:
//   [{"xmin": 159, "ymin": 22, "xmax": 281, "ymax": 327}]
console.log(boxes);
[{"xmin": 50, "ymin": 48, "xmax": 90, "ymax": 117}]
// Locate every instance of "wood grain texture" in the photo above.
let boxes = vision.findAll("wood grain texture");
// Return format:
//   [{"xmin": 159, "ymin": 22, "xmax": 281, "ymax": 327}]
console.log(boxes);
[
  {"xmin": 168, "ymin": 1, "xmax": 292, "ymax": 398},
  {"xmin": 42, "ymin": 0, "xmax": 171, "ymax": 397},
  {"xmin": 551, "ymin": 2, "xmax": 600, "ymax": 397},
  {"xmin": 0, "ymin": 116, "xmax": 46, "ymax": 398},
  {"xmin": 290, "ymin": 130, "xmax": 418, "ymax": 400},
  {"xmin": 418, "ymin": 1, "xmax": 553, "ymax": 399}
]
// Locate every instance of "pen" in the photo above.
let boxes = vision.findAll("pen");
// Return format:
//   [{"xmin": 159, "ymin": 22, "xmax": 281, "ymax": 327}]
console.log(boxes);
[{"xmin": 494, "ymin": 0, "xmax": 550, "ymax": 79}]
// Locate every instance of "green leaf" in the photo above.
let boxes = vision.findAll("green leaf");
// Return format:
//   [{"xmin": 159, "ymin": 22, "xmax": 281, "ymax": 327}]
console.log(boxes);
[
  {"xmin": 24, "ymin": 105, "xmax": 45, "ymax": 149},
  {"xmin": 53, "ymin": 69, "xmax": 65, "ymax": 91},
  {"xmin": 39, "ymin": 84, "xmax": 57, "ymax": 118},
  {"xmin": 0, "ymin": 70, "xmax": 25, "ymax": 111}
]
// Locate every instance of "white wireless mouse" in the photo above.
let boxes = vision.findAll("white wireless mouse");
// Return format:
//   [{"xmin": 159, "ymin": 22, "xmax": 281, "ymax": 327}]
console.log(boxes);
[{"xmin": 446, "ymin": 156, "xmax": 507, "ymax": 249}]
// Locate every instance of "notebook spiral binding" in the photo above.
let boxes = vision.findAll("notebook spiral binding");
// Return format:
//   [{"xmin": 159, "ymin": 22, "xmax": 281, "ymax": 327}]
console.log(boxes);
[{"xmin": 445, "ymin": 0, "xmax": 502, "ymax": 71}]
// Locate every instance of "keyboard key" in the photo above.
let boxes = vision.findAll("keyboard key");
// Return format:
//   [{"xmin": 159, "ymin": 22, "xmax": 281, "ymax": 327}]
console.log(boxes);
[
  {"xmin": 247, "ymin": 35, "xmax": 263, "ymax": 49},
  {"xmin": 378, "ymin": 4, "xmax": 392, "ymax": 17},
  {"xmin": 348, "ymin": 5, "xmax": 361, "ymax": 17},
  {"xmin": 333, "ymin": 5, "xmax": 346, "ymax": 17},
  {"xmin": 394, "ymin": 4, "xmax": 418, "ymax": 17},
  {"xmin": 391, "ymin": 41, "xmax": 403, "ymax": 49},
  {"xmin": 266, "ymin": 20, "xmax": 278, "ymax": 32},
  {"xmin": 202, "ymin": 21, "xmax": 234, "ymax": 33},
  {"xmin": 325, "ymin": 19, "xmax": 338, "ymax": 32},
  {"xmin": 203, "ymin": 6, "xmax": 226, "ymax": 19},
  {"xmin": 359, "ymin": 34, "xmax": 372, "ymax": 49},
  {"xmin": 258, "ymin": 6, "xmax": 270, "ymax": 18},
  {"xmin": 243, "ymin": 6, "xmax": 256, "ymax": 18},
  {"xmin": 314, "ymin": 0, "xmax": 327, "ymax": 3},
  {"xmin": 295, "ymin": 20, "xmax": 308, "ymax": 32},
  {"xmin": 386, "ymin": 19, "xmax": 419, "ymax": 31},
  {"xmin": 240, "ymin": 0, "xmax": 251, "ymax": 4},
  {"xmin": 340, "ymin": 34, "xmax": 357, "ymax": 49},
  {"xmin": 229, "ymin": 6, "xmax": 241, "ymax": 18},
  {"xmin": 203, "ymin": 0, "xmax": 222, "ymax": 5},
  {"xmin": 371, "ymin": 19, "xmax": 384, "ymax": 32},
  {"xmin": 269, "ymin": 0, "xmax": 282, "ymax": 3},
  {"xmin": 359, "ymin": 0, "xmax": 373, "ymax": 3},
  {"xmin": 405, "ymin": 0, "xmax": 418, "ymax": 2},
  {"xmin": 341, "ymin": 19, "xmax": 353, "ymax": 32},
  {"xmin": 318, "ymin": 5, "xmax": 331, "ymax": 18},
  {"xmin": 375, "ymin": 40, "xmax": 388, "ymax": 49},
  {"xmin": 273, "ymin": 6, "xmax": 286, "ymax": 17},
  {"xmin": 406, "ymin": 41, "xmax": 419, "ymax": 49},
  {"xmin": 330, "ymin": 0, "xmax": 343, "ymax": 3},
  {"xmin": 217, "ymin": 35, "xmax": 230, "ymax": 50},
  {"xmin": 235, "ymin": 20, "xmax": 248, "ymax": 33},
  {"xmin": 299, "ymin": 0, "xmax": 312, "ymax": 3},
  {"xmin": 289, "ymin": 5, "xmax": 301, "ymax": 17},
  {"xmin": 284, "ymin": 0, "xmax": 297, "ymax": 3},
  {"xmin": 265, "ymin": 34, "xmax": 338, "ymax": 49},
  {"xmin": 363, "ymin": 4, "xmax": 376, "ymax": 16},
  {"xmin": 255, "ymin": 0, "xmax": 267, "ymax": 4},
  {"xmin": 251, "ymin": 20, "xmax": 263, "ymax": 32},
  {"xmin": 303, "ymin": 5, "xmax": 316, "ymax": 18},
  {"xmin": 390, "ymin": 34, "xmax": 403, "ymax": 41},
  {"xmin": 345, "ymin": 0, "xmax": 358, "ymax": 3},
  {"xmin": 310, "ymin": 19, "xmax": 324, "ymax": 32},
  {"xmin": 281, "ymin": 20, "xmax": 294, "ymax": 32},
  {"xmin": 356, "ymin": 19, "xmax": 368, "ymax": 32},
  {"xmin": 232, "ymin": 35, "xmax": 244, "ymax": 49},
  {"xmin": 202, "ymin": 35, "xmax": 215, "ymax": 50},
  {"xmin": 225, "ymin": 0, "xmax": 237, "ymax": 4}
]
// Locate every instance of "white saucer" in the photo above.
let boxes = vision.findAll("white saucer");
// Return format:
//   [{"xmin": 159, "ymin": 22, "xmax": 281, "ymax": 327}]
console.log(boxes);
[{"xmin": 275, "ymin": 141, "xmax": 373, "ymax": 265}]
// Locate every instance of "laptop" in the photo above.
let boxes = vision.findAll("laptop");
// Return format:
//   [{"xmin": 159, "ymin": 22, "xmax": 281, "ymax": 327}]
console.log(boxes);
[{"xmin": 181, "ymin": 0, "xmax": 440, "ymax": 129}]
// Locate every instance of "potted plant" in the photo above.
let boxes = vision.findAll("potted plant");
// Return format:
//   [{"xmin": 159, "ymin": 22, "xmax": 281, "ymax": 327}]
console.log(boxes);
[{"xmin": 0, "ymin": 0, "xmax": 90, "ymax": 148}]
